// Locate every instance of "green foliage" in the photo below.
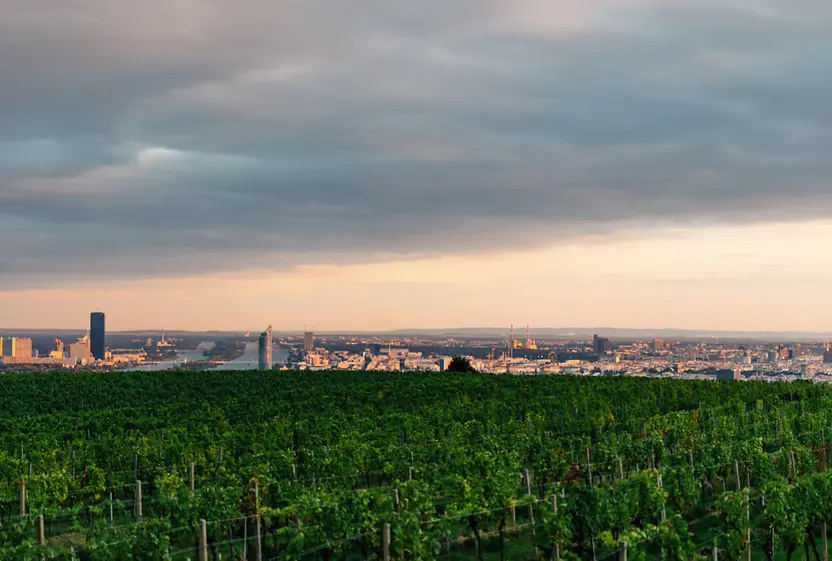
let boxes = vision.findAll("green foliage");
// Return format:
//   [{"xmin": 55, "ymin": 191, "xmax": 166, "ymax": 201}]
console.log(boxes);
[
  {"xmin": 0, "ymin": 371, "xmax": 831, "ymax": 558},
  {"xmin": 447, "ymin": 356, "xmax": 478, "ymax": 373}
]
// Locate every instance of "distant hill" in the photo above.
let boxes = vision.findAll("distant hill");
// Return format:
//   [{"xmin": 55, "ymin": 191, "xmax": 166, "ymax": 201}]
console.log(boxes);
[
  {"xmin": 385, "ymin": 327, "xmax": 832, "ymax": 341},
  {"xmin": 2, "ymin": 327, "xmax": 830, "ymax": 342}
]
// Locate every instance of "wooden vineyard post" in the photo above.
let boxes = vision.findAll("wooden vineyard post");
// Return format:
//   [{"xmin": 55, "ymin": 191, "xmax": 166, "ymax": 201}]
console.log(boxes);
[
  {"xmin": 394, "ymin": 489, "xmax": 400, "ymax": 513},
  {"xmin": 190, "ymin": 462, "xmax": 195, "ymax": 492},
  {"xmin": 255, "ymin": 481, "xmax": 262, "ymax": 561},
  {"xmin": 713, "ymin": 539, "xmax": 718, "ymax": 561},
  {"xmin": 734, "ymin": 461, "xmax": 741, "ymax": 492},
  {"xmin": 511, "ymin": 504, "xmax": 516, "ymax": 526},
  {"xmin": 762, "ymin": 490, "xmax": 774, "ymax": 561},
  {"xmin": 291, "ymin": 464, "xmax": 296, "ymax": 479},
  {"xmin": 38, "ymin": 513, "xmax": 45, "ymax": 545},
  {"xmin": 552, "ymin": 495, "xmax": 560, "ymax": 561},
  {"xmin": 657, "ymin": 473, "xmax": 666, "ymax": 522},
  {"xmin": 745, "ymin": 481, "xmax": 751, "ymax": 561},
  {"xmin": 823, "ymin": 523, "xmax": 828, "ymax": 561},
  {"xmin": 382, "ymin": 522, "xmax": 391, "ymax": 561},
  {"xmin": 199, "ymin": 519, "xmax": 208, "ymax": 561},
  {"xmin": 109, "ymin": 491, "xmax": 114, "ymax": 524},
  {"xmin": 586, "ymin": 448, "xmax": 592, "ymax": 485},
  {"xmin": 618, "ymin": 541, "xmax": 627, "ymax": 561},
  {"xmin": 136, "ymin": 480, "xmax": 142, "ymax": 520},
  {"xmin": 19, "ymin": 479, "xmax": 25, "ymax": 519},
  {"xmin": 524, "ymin": 469, "xmax": 535, "ymax": 535},
  {"xmin": 133, "ymin": 453, "xmax": 138, "ymax": 480},
  {"xmin": 618, "ymin": 457, "xmax": 624, "ymax": 481}
]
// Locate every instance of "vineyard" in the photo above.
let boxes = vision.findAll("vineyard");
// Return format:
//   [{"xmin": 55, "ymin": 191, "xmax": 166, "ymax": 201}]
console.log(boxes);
[{"xmin": 1, "ymin": 370, "xmax": 832, "ymax": 560}]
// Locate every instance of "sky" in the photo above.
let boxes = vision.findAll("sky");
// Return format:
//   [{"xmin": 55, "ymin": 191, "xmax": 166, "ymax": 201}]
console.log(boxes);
[{"xmin": 2, "ymin": 0, "xmax": 832, "ymax": 331}]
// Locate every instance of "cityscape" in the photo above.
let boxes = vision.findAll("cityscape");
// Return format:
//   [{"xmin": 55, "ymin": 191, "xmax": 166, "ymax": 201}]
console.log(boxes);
[
  {"xmin": 4, "ymin": 311, "xmax": 832, "ymax": 382},
  {"xmin": 6, "ymin": 0, "xmax": 832, "ymax": 558}
]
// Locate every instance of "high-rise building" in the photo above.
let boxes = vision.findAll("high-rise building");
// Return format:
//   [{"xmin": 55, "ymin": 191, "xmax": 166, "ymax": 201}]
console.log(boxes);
[
  {"xmin": 652, "ymin": 339, "xmax": 665, "ymax": 351},
  {"xmin": 11, "ymin": 337, "xmax": 33, "ymax": 359},
  {"xmin": 304, "ymin": 331, "xmax": 315, "ymax": 352},
  {"xmin": 258, "ymin": 326, "xmax": 273, "ymax": 370},
  {"xmin": 593, "ymin": 335, "xmax": 612, "ymax": 355},
  {"xmin": 90, "ymin": 312, "xmax": 106, "ymax": 360},
  {"xmin": 0, "ymin": 337, "xmax": 4, "ymax": 357}
]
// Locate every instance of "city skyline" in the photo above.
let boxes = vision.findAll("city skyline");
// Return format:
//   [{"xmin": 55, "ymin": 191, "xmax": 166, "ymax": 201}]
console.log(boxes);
[{"xmin": 4, "ymin": 2, "xmax": 832, "ymax": 329}]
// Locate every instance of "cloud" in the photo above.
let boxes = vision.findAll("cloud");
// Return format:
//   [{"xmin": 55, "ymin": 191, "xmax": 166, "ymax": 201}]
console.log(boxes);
[{"xmin": 2, "ymin": 0, "xmax": 832, "ymax": 288}]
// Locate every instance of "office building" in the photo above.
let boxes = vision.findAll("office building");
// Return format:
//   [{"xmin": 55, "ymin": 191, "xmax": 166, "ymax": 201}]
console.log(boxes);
[
  {"xmin": 593, "ymin": 335, "xmax": 611, "ymax": 355},
  {"xmin": 90, "ymin": 312, "xmax": 106, "ymax": 360},
  {"xmin": 258, "ymin": 326, "xmax": 273, "ymax": 371},
  {"xmin": 304, "ymin": 331, "xmax": 315, "ymax": 352},
  {"xmin": 11, "ymin": 337, "xmax": 33, "ymax": 360},
  {"xmin": 652, "ymin": 339, "xmax": 665, "ymax": 352},
  {"xmin": 381, "ymin": 348, "xmax": 409, "ymax": 359},
  {"xmin": 0, "ymin": 337, "xmax": 3, "ymax": 357},
  {"xmin": 69, "ymin": 337, "xmax": 92, "ymax": 360},
  {"xmin": 715, "ymin": 368, "xmax": 742, "ymax": 381}
]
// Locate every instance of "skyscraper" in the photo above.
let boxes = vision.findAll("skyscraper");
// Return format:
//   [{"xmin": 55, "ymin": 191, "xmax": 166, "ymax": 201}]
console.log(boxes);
[
  {"xmin": 0, "ymin": 337, "xmax": 4, "ymax": 357},
  {"xmin": 304, "ymin": 331, "xmax": 315, "ymax": 352},
  {"xmin": 90, "ymin": 312, "xmax": 106, "ymax": 360},
  {"xmin": 593, "ymin": 335, "xmax": 611, "ymax": 355},
  {"xmin": 258, "ymin": 326, "xmax": 273, "ymax": 370}
]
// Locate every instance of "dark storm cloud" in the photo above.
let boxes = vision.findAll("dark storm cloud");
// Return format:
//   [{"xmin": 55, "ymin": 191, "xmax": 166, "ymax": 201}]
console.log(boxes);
[{"xmin": 2, "ymin": 0, "xmax": 832, "ymax": 287}]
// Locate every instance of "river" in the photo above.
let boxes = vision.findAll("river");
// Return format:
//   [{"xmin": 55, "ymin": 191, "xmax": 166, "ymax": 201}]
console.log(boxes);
[{"xmin": 122, "ymin": 341, "xmax": 288, "ymax": 371}]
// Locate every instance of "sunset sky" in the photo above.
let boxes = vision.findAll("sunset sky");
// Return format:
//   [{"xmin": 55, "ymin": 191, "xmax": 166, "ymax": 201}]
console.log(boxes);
[{"xmin": 3, "ymin": 0, "xmax": 832, "ymax": 331}]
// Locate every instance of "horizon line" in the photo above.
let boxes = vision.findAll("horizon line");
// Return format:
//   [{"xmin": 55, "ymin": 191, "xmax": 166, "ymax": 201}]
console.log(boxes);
[{"xmin": 1, "ymin": 326, "xmax": 832, "ymax": 337}]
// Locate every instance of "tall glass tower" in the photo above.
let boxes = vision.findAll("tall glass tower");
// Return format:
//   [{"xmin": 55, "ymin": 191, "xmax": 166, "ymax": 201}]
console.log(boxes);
[
  {"xmin": 90, "ymin": 312, "xmax": 106, "ymax": 360},
  {"xmin": 258, "ymin": 326, "xmax": 272, "ymax": 370}
]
